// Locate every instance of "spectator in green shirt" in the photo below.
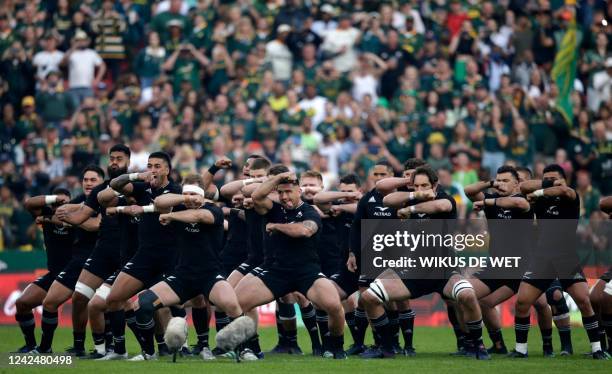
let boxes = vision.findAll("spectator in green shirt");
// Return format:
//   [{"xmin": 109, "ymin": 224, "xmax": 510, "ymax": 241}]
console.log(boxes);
[
  {"xmin": 151, "ymin": 0, "xmax": 191, "ymax": 45},
  {"xmin": 576, "ymin": 169, "xmax": 601, "ymax": 221},
  {"xmin": 134, "ymin": 31, "xmax": 166, "ymax": 89},
  {"xmin": 35, "ymin": 70, "xmax": 74, "ymax": 125},
  {"xmin": 162, "ymin": 42, "xmax": 209, "ymax": 95}
]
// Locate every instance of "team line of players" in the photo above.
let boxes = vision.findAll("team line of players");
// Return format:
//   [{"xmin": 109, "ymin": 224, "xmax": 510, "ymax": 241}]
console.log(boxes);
[{"xmin": 11, "ymin": 144, "xmax": 612, "ymax": 361}]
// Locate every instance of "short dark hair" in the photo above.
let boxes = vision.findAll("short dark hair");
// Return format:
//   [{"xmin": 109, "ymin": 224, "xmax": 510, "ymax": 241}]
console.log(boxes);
[
  {"xmin": 268, "ymin": 164, "xmax": 290, "ymax": 176},
  {"xmin": 404, "ymin": 158, "xmax": 427, "ymax": 171},
  {"xmin": 149, "ymin": 151, "xmax": 171, "ymax": 170},
  {"xmin": 82, "ymin": 165, "xmax": 105, "ymax": 179},
  {"xmin": 52, "ymin": 187, "xmax": 71, "ymax": 197},
  {"xmin": 250, "ymin": 157, "xmax": 271, "ymax": 171},
  {"xmin": 374, "ymin": 160, "xmax": 393, "ymax": 172},
  {"xmin": 543, "ymin": 164, "xmax": 566, "ymax": 179},
  {"xmin": 246, "ymin": 154, "xmax": 264, "ymax": 161},
  {"xmin": 412, "ymin": 166, "xmax": 438, "ymax": 185},
  {"xmin": 515, "ymin": 166, "xmax": 532, "ymax": 179},
  {"xmin": 339, "ymin": 173, "xmax": 360, "ymax": 186},
  {"xmin": 110, "ymin": 144, "xmax": 131, "ymax": 157},
  {"xmin": 496, "ymin": 165, "xmax": 519, "ymax": 181}
]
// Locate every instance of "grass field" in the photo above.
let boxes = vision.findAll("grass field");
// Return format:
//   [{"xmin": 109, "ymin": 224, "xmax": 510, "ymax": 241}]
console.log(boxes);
[{"xmin": 0, "ymin": 326, "xmax": 609, "ymax": 373}]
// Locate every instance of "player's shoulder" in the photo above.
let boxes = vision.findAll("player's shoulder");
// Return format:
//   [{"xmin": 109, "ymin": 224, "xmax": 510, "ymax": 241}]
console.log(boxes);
[{"xmin": 167, "ymin": 181, "xmax": 183, "ymax": 193}]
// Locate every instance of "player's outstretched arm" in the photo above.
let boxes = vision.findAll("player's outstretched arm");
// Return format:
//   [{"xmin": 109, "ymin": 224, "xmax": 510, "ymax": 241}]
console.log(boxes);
[
  {"xmin": 267, "ymin": 220, "xmax": 318, "ymax": 238},
  {"xmin": 480, "ymin": 196, "xmax": 530, "ymax": 212},
  {"xmin": 25, "ymin": 194, "xmax": 70, "ymax": 215},
  {"xmin": 398, "ymin": 199, "xmax": 452, "ymax": 218},
  {"xmin": 159, "ymin": 209, "xmax": 215, "ymax": 225},
  {"xmin": 154, "ymin": 193, "xmax": 194, "ymax": 209},
  {"xmin": 376, "ymin": 177, "xmax": 410, "ymax": 195},
  {"xmin": 464, "ymin": 180, "xmax": 493, "ymax": 202},
  {"xmin": 222, "ymin": 177, "xmax": 265, "ymax": 199}
]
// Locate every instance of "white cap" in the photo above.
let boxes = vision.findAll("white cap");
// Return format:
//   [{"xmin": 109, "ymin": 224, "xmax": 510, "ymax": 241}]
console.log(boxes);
[
  {"xmin": 321, "ymin": 4, "xmax": 335, "ymax": 14},
  {"xmin": 277, "ymin": 24, "xmax": 291, "ymax": 33}
]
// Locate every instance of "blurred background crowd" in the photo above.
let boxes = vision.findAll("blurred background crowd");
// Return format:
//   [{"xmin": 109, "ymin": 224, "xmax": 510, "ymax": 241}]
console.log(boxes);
[{"xmin": 0, "ymin": 0, "xmax": 611, "ymax": 250}]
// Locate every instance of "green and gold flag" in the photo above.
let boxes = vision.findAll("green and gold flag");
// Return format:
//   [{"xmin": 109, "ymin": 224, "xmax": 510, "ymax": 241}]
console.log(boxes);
[{"xmin": 551, "ymin": 17, "xmax": 578, "ymax": 126}]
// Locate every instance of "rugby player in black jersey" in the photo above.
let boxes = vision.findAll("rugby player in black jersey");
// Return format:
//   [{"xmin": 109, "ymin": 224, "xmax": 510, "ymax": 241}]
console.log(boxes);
[
  {"xmin": 372, "ymin": 159, "xmax": 426, "ymax": 356},
  {"xmin": 465, "ymin": 165, "xmax": 557, "ymax": 356},
  {"xmin": 219, "ymin": 157, "xmax": 271, "ymax": 359},
  {"xmin": 511, "ymin": 164, "xmax": 607, "ymax": 359},
  {"xmin": 31, "ymin": 165, "xmax": 104, "ymax": 354},
  {"xmin": 314, "ymin": 174, "xmax": 363, "ymax": 355},
  {"xmin": 234, "ymin": 170, "xmax": 347, "ymax": 359},
  {"xmin": 103, "ymin": 152, "xmax": 182, "ymax": 361},
  {"xmin": 87, "ymin": 192, "xmax": 143, "ymax": 361},
  {"xmin": 341, "ymin": 161, "xmax": 399, "ymax": 356},
  {"xmin": 516, "ymin": 166, "xmax": 574, "ymax": 354},
  {"xmin": 13, "ymin": 188, "xmax": 74, "ymax": 353},
  {"xmin": 595, "ymin": 196, "xmax": 612, "ymax": 354},
  {"xmin": 50, "ymin": 145, "xmax": 131, "ymax": 358},
  {"xmin": 126, "ymin": 174, "xmax": 245, "ymax": 360},
  {"xmin": 363, "ymin": 166, "xmax": 489, "ymax": 360}
]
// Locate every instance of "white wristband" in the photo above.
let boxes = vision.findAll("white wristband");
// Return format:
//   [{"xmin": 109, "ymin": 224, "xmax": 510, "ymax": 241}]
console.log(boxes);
[
  {"xmin": 45, "ymin": 195, "xmax": 58, "ymax": 205},
  {"xmin": 117, "ymin": 206, "xmax": 125, "ymax": 213},
  {"xmin": 142, "ymin": 205, "xmax": 155, "ymax": 213},
  {"xmin": 533, "ymin": 189, "xmax": 544, "ymax": 197},
  {"xmin": 129, "ymin": 173, "xmax": 139, "ymax": 181},
  {"xmin": 409, "ymin": 205, "xmax": 416, "ymax": 214},
  {"xmin": 409, "ymin": 192, "xmax": 415, "ymax": 200}
]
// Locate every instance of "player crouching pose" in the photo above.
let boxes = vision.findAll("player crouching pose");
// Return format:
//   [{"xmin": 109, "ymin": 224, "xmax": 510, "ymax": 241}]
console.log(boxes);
[{"xmin": 132, "ymin": 174, "xmax": 245, "ymax": 360}]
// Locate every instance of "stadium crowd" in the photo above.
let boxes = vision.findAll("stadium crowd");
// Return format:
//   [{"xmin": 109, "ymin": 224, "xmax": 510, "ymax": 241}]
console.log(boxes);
[{"xmin": 0, "ymin": 0, "xmax": 611, "ymax": 251}]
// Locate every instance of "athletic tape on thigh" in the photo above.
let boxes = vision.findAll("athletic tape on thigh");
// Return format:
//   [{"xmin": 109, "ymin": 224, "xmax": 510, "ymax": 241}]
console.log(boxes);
[
  {"xmin": 94, "ymin": 284, "xmax": 111, "ymax": 300},
  {"xmin": 604, "ymin": 280, "xmax": 612, "ymax": 296},
  {"xmin": 75, "ymin": 281, "xmax": 95, "ymax": 299},
  {"xmin": 367, "ymin": 279, "xmax": 389, "ymax": 303},
  {"xmin": 451, "ymin": 280, "xmax": 473, "ymax": 300},
  {"xmin": 552, "ymin": 312, "xmax": 570, "ymax": 321}
]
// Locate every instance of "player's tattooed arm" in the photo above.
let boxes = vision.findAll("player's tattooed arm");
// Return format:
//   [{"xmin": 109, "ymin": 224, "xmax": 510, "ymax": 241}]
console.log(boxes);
[
  {"xmin": 110, "ymin": 171, "xmax": 152, "ymax": 194},
  {"xmin": 464, "ymin": 180, "xmax": 496, "ymax": 202},
  {"xmin": 376, "ymin": 177, "xmax": 411, "ymax": 195},
  {"xmin": 266, "ymin": 219, "xmax": 319, "ymax": 238}
]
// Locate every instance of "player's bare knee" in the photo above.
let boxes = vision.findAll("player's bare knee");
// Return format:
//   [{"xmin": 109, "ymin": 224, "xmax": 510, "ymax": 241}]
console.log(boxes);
[{"xmin": 42, "ymin": 297, "xmax": 58, "ymax": 312}]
